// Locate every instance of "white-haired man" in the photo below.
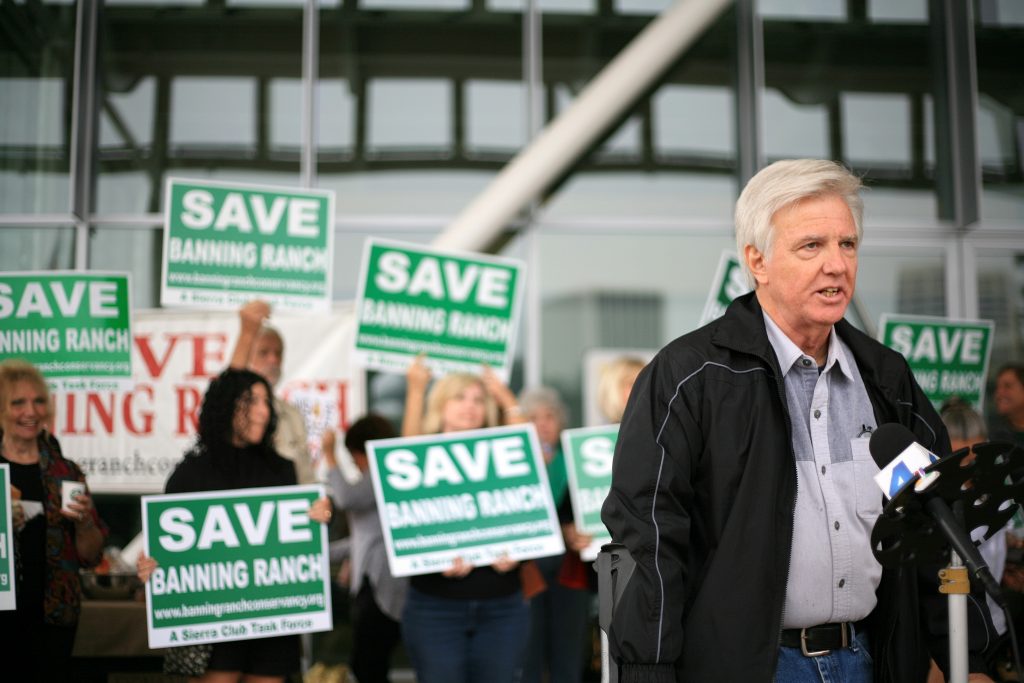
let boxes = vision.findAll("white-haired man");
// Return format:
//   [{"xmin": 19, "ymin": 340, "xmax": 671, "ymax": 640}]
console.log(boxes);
[{"xmin": 602, "ymin": 159, "xmax": 994, "ymax": 682}]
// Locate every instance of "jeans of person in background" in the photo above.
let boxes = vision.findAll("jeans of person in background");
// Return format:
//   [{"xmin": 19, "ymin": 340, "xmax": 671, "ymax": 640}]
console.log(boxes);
[
  {"xmin": 773, "ymin": 627, "xmax": 872, "ymax": 683},
  {"xmin": 402, "ymin": 587, "xmax": 530, "ymax": 683},
  {"xmin": 522, "ymin": 553, "xmax": 592, "ymax": 683},
  {"xmin": 351, "ymin": 580, "xmax": 403, "ymax": 683}
]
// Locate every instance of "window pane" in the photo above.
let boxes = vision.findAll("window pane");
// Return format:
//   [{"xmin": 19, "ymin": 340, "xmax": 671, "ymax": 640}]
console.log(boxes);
[
  {"xmin": 96, "ymin": 3, "xmax": 304, "ymax": 214},
  {"xmin": 614, "ymin": 0, "xmax": 671, "ymax": 15},
  {"xmin": 841, "ymin": 93, "xmax": 914, "ymax": 168},
  {"xmin": 367, "ymin": 79, "xmax": 453, "ymax": 152},
  {"xmin": 363, "ymin": 0, "xmax": 469, "ymax": 9},
  {"xmin": 88, "ymin": 226, "xmax": 161, "ymax": 309},
  {"xmin": 761, "ymin": 0, "xmax": 845, "ymax": 21},
  {"xmin": 540, "ymin": 8, "xmax": 736, "ymax": 221},
  {"xmin": 318, "ymin": 7, "xmax": 513, "ymax": 214},
  {"xmin": 0, "ymin": 3, "xmax": 76, "ymax": 214},
  {"xmin": 762, "ymin": 16, "xmax": 939, "ymax": 220},
  {"xmin": 764, "ymin": 89, "xmax": 829, "ymax": 158},
  {"xmin": 975, "ymin": 16, "xmax": 1024, "ymax": 221},
  {"xmin": 653, "ymin": 86, "xmax": 734, "ymax": 159},
  {"xmin": 466, "ymin": 80, "xmax": 526, "ymax": 154},
  {"xmin": 974, "ymin": 249, "xmax": 1024, "ymax": 370},
  {"xmin": 868, "ymin": 0, "xmax": 927, "ymax": 23},
  {"xmin": 539, "ymin": 230, "xmax": 734, "ymax": 422},
  {"xmin": 488, "ymin": 0, "xmax": 594, "ymax": 12},
  {"xmin": 854, "ymin": 245, "xmax": 946, "ymax": 331},
  {"xmin": 317, "ymin": 79, "xmax": 356, "ymax": 156},
  {"xmin": 0, "ymin": 227, "xmax": 75, "ymax": 271}
]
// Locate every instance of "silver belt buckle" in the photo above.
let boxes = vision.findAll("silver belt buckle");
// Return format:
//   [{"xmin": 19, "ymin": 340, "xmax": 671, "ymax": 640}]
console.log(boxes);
[{"xmin": 800, "ymin": 624, "xmax": 848, "ymax": 657}]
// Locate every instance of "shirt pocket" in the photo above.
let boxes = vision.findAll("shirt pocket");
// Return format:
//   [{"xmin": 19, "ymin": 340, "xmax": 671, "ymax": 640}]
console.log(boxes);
[{"xmin": 852, "ymin": 436, "xmax": 883, "ymax": 519}]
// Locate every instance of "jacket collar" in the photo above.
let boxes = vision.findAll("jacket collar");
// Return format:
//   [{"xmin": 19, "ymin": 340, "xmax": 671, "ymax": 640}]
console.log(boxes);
[{"xmin": 712, "ymin": 291, "xmax": 902, "ymax": 398}]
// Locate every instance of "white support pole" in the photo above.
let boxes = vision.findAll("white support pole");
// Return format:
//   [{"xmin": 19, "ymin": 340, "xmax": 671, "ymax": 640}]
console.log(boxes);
[
  {"xmin": 948, "ymin": 552, "xmax": 969, "ymax": 683},
  {"xmin": 432, "ymin": 0, "xmax": 732, "ymax": 253}
]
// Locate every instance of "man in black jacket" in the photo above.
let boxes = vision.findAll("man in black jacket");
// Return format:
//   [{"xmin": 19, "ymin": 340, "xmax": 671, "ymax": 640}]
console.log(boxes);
[{"xmin": 601, "ymin": 159, "xmax": 995, "ymax": 683}]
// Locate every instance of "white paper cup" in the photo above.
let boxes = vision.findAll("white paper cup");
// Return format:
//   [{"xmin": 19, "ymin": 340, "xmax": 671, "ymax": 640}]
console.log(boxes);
[{"xmin": 61, "ymin": 480, "xmax": 86, "ymax": 512}]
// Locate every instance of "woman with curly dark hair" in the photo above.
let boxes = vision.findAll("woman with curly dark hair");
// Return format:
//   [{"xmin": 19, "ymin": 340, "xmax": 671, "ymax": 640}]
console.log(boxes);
[{"xmin": 140, "ymin": 367, "xmax": 331, "ymax": 683}]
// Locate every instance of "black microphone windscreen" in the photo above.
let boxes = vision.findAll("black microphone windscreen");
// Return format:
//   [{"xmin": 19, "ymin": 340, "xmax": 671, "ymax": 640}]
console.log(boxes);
[{"xmin": 869, "ymin": 423, "xmax": 917, "ymax": 462}]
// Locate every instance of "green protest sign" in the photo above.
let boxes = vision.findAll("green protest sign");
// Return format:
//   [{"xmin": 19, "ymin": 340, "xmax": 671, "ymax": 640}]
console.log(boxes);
[
  {"xmin": 162, "ymin": 178, "xmax": 335, "ymax": 313},
  {"xmin": 353, "ymin": 239, "xmax": 525, "ymax": 381},
  {"xmin": 561, "ymin": 425, "xmax": 616, "ymax": 561},
  {"xmin": 879, "ymin": 314, "xmax": 995, "ymax": 412},
  {"xmin": 0, "ymin": 465, "xmax": 14, "ymax": 611},
  {"xmin": 0, "ymin": 271, "xmax": 132, "ymax": 391},
  {"xmin": 367, "ymin": 424, "xmax": 564, "ymax": 577},
  {"xmin": 699, "ymin": 251, "xmax": 751, "ymax": 326},
  {"xmin": 141, "ymin": 485, "xmax": 331, "ymax": 648}
]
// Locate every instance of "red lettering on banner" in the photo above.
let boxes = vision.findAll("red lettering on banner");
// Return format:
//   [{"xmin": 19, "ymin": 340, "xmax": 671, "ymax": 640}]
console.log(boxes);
[
  {"xmin": 334, "ymin": 381, "xmax": 349, "ymax": 431},
  {"xmin": 86, "ymin": 394, "xmax": 115, "ymax": 435},
  {"xmin": 188, "ymin": 334, "xmax": 227, "ymax": 379},
  {"xmin": 135, "ymin": 334, "xmax": 184, "ymax": 379},
  {"xmin": 63, "ymin": 393, "xmax": 78, "ymax": 435},
  {"xmin": 124, "ymin": 384, "xmax": 155, "ymax": 435},
  {"xmin": 175, "ymin": 386, "xmax": 201, "ymax": 436}
]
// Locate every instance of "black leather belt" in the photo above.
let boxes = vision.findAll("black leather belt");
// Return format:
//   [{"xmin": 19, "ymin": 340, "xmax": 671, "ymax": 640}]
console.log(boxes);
[{"xmin": 780, "ymin": 622, "xmax": 854, "ymax": 657}]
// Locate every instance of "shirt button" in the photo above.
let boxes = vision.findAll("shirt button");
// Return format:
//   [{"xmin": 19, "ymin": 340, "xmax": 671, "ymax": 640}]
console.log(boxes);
[
  {"xmin": 838, "ymin": 579, "xmax": 845, "ymax": 588},
  {"xmin": 821, "ymin": 465, "xmax": 826, "ymax": 475},
  {"xmin": 834, "ymin": 520, "xmax": 840, "ymax": 530},
  {"xmin": 814, "ymin": 409, "xmax": 821, "ymax": 419},
  {"xmin": 801, "ymin": 358, "xmax": 812, "ymax": 367}
]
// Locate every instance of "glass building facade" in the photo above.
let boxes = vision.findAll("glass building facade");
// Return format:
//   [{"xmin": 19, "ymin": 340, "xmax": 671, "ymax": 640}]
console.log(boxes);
[{"xmin": 2, "ymin": 0, "xmax": 1023, "ymax": 423}]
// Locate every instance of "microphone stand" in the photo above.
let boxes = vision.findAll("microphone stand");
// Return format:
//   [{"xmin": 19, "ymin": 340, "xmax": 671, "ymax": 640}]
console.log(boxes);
[
  {"xmin": 595, "ymin": 542, "xmax": 636, "ymax": 683},
  {"xmin": 871, "ymin": 441, "xmax": 1024, "ymax": 683}
]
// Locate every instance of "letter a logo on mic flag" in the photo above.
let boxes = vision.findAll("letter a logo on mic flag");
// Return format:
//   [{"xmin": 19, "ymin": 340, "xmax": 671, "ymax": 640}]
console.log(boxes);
[
  {"xmin": 888, "ymin": 462, "xmax": 914, "ymax": 498},
  {"xmin": 873, "ymin": 441, "xmax": 937, "ymax": 499}
]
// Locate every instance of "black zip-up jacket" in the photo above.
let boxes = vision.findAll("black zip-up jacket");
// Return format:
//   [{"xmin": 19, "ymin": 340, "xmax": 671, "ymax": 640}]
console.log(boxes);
[{"xmin": 601, "ymin": 292, "xmax": 993, "ymax": 683}]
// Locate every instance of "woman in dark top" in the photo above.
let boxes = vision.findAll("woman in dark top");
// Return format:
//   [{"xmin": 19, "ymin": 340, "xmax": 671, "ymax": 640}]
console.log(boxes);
[
  {"xmin": 140, "ymin": 367, "xmax": 331, "ymax": 683},
  {"xmin": 0, "ymin": 359, "xmax": 108, "ymax": 682},
  {"xmin": 400, "ymin": 356, "xmax": 530, "ymax": 683}
]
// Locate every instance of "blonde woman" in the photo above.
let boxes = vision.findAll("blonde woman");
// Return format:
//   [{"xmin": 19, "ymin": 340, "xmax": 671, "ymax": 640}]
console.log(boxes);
[
  {"xmin": 399, "ymin": 355, "xmax": 529, "ymax": 683},
  {"xmin": 0, "ymin": 360, "xmax": 107, "ymax": 681},
  {"xmin": 595, "ymin": 356, "xmax": 645, "ymax": 424}
]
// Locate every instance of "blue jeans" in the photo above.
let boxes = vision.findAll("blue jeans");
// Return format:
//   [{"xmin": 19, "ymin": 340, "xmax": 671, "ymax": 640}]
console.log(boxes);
[
  {"xmin": 521, "ymin": 554, "xmax": 593, "ymax": 683},
  {"xmin": 402, "ymin": 586, "xmax": 530, "ymax": 683},
  {"xmin": 774, "ymin": 627, "xmax": 872, "ymax": 683}
]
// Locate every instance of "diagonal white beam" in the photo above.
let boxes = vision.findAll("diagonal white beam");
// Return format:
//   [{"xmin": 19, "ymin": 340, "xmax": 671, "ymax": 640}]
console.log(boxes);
[{"xmin": 433, "ymin": 0, "xmax": 733, "ymax": 252}]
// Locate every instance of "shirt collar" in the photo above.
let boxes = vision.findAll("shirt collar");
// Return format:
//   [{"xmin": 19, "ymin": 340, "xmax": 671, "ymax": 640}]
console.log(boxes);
[{"xmin": 762, "ymin": 312, "xmax": 854, "ymax": 381}]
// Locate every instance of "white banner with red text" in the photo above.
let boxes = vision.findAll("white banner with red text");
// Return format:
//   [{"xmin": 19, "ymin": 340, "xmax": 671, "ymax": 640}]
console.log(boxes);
[{"xmin": 52, "ymin": 304, "xmax": 365, "ymax": 493}]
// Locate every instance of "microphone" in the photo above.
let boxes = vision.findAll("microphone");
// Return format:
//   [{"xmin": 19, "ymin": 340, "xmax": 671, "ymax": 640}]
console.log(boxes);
[{"xmin": 869, "ymin": 423, "xmax": 1006, "ymax": 607}]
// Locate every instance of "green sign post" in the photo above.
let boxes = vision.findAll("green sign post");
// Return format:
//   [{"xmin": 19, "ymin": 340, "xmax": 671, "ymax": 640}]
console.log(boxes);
[
  {"xmin": 353, "ymin": 239, "xmax": 525, "ymax": 381},
  {"xmin": 561, "ymin": 425, "xmax": 616, "ymax": 561},
  {"xmin": 0, "ymin": 465, "xmax": 14, "ymax": 611},
  {"xmin": 879, "ymin": 314, "xmax": 995, "ymax": 411},
  {"xmin": 162, "ymin": 178, "xmax": 335, "ymax": 313},
  {"xmin": 699, "ymin": 251, "xmax": 751, "ymax": 326},
  {"xmin": 367, "ymin": 424, "xmax": 564, "ymax": 577},
  {"xmin": 141, "ymin": 485, "xmax": 331, "ymax": 648},
  {"xmin": 0, "ymin": 271, "xmax": 132, "ymax": 391}
]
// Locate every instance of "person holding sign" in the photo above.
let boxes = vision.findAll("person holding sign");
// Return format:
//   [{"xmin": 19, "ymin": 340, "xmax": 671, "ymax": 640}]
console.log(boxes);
[
  {"xmin": 325, "ymin": 414, "xmax": 407, "ymax": 683},
  {"xmin": 0, "ymin": 359, "xmax": 108, "ymax": 681},
  {"xmin": 398, "ymin": 355, "xmax": 531, "ymax": 683},
  {"xmin": 602, "ymin": 159, "xmax": 995, "ymax": 682},
  {"xmin": 519, "ymin": 387, "xmax": 592, "ymax": 683},
  {"xmin": 229, "ymin": 299, "xmax": 317, "ymax": 485},
  {"xmin": 138, "ymin": 367, "xmax": 331, "ymax": 681}
]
